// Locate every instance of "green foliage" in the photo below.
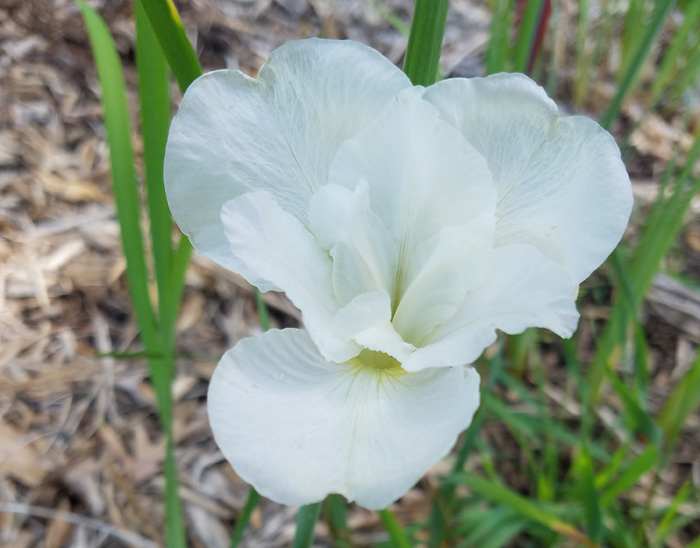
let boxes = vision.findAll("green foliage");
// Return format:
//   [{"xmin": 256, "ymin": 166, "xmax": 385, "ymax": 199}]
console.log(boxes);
[
  {"xmin": 485, "ymin": 0, "xmax": 513, "ymax": 74},
  {"xmin": 649, "ymin": 0, "xmax": 700, "ymax": 108},
  {"xmin": 81, "ymin": 0, "xmax": 700, "ymax": 546},
  {"xmin": 139, "ymin": 0, "xmax": 202, "ymax": 93},
  {"xmin": 325, "ymin": 495, "xmax": 353, "ymax": 548},
  {"xmin": 511, "ymin": 0, "xmax": 545, "ymax": 73},
  {"xmin": 379, "ymin": 509, "xmax": 413, "ymax": 548},
  {"xmin": 229, "ymin": 488, "xmax": 260, "ymax": 548},
  {"xmin": 402, "ymin": 0, "xmax": 449, "ymax": 86},
  {"xmin": 77, "ymin": 3, "xmax": 187, "ymax": 546},
  {"xmin": 600, "ymin": 0, "xmax": 677, "ymax": 129},
  {"xmin": 293, "ymin": 503, "xmax": 323, "ymax": 548}
]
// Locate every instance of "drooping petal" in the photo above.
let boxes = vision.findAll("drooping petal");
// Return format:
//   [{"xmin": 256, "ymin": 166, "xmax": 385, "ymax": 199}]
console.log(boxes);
[
  {"xmin": 221, "ymin": 191, "xmax": 360, "ymax": 363},
  {"xmin": 165, "ymin": 39, "xmax": 411, "ymax": 273},
  {"xmin": 328, "ymin": 87, "xmax": 497, "ymax": 328},
  {"xmin": 402, "ymin": 244, "xmax": 580, "ymax": 372},
  {"xmin": 423, "ymin": 73, "xmax": 632, "ymax": 284},
  {"xmin": 208, "ymin": 328, "xmax": 481, "ymax": 510}
]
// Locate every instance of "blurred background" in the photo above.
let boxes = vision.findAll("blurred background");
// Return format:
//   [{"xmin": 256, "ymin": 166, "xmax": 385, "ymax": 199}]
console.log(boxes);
[{"xmin": 0, "ymin": 0, "xmax": 699, "ymax": 546}]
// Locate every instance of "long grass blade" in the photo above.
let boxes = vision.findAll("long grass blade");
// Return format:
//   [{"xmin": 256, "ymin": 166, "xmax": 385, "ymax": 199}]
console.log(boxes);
[
  {"xmin": 599, "ymin": 0, "xmax": 676, "ymax": 129},
  {"xmin": 428, "ymin": 352, "xmax": 506, "ymax": 547},
  {"xmin": 458, "ymin": 507, "xmax": 526, "ymax": 548},
  {"xmin": 573, "ymin": 0, "xmax": 591, "ymax": 106},
  {"xmin": 576, "ymin": 446, "xmax": 602, "ymax": 543},
  {"xmin": 135, "ymin": 0, "xmax": 172, "ymax": 304},
  {"xmin": 599, "ymin": 445, "xmax": 658, "ymax": 507},
  {"xmin": 77, "ymin": 0, "xmax": 159, "ymax": 355},
  {"xmin": 324, "ymin": 495, "xmax": 352, "ymax": 548},
  {"xmin": 649, "ymin": 0, "xmax": 700, "ymax": 106},
  {"xmin": 78, "ymin": 3, "xmax": 186, "ymax": 546},
  {"xmin": 658, "ymin": 348, "xmax": 700, "ymax": 446},
  {"xmin": 293, "ymin": 503, "xmax": 323, "ymax": 548},
  {"xmin": 139, "ymin": 0, "xmax": 202, "ymax": 93},
  {"xmin": 162, "ymin": 433, "xmax": 186, "ymax": 548},
  {"xmin": 133, "ymin": 7, "xmax": 190, "ymax": 546},
  {"xmin": 402, "ymin": 0, "xmax": 449, "ymax": 86},
  {"xmin": 453, "ymin": 473, "xmax": 597, "ymax": 547},
  {"xmin": 590, "ymin": 129, "xmax": 700, "ymax": 402},
  {"xmin": 160, "ymin": 235, "xmax": 193, "ymax": 352},
  {"xmin": 229, "ymin": 488, "xmax": 260, "ymax": 548},
  {"xmin": 651, "ymin": 481, "xmax": 692, "ymax": 547},
  {"xmin": 511, "ymin": 0, "xmax": 545, "ymax": 73},
  {"xmin": 378, "ymin": 508, "xmax": 412, "ymax": 548},
  {"xmin": 364, "ymin": 0, "xmax": 410, "ymax": 35},
  {"xmin": 485, "ymin": 0, "xmax": 513, "ymax": 74},
  {"xmin": 619, "ymin": 0, "xmax": 646, "ymax": 80}
]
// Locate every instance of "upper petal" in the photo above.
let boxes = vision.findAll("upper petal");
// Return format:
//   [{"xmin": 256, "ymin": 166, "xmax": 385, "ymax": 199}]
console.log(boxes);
[
  {"xmin": 328, "ymin": 87, "xmax": 497, "ymax": 326},
  {"xmin": 165, "ymin": 38, "xmax": 411, "ymax": 273},
  {"xmin": 208, "ymin": 328, "xmax": 480, "ymax": 510},
  {"xmin": 423, "ymin": 73, "xmax": 632, "ymax": 284}
]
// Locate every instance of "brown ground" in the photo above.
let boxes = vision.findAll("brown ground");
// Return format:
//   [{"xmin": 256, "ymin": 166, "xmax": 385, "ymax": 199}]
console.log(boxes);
[{"xmin": 0, "ymin": 0, "xmax": 699, "ymax": 547}]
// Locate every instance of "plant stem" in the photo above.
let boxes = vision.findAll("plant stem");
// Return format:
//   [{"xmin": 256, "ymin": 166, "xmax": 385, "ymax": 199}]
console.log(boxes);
[{"xmin": 403, "ymin": 0, "xmax": 449, "ymax": 86}]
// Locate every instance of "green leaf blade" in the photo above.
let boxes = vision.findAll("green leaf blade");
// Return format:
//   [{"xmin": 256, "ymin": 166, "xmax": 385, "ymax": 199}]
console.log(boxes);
[
  {"xmin": 293, "ymin": 503, "xmax": 323, "ymax": 548},
  {"xmin": 403, "ymin": 0, "xmax": 449, "ymax": 86},
  {"xmin": 140, "ymin": 0, "xmax": 202, "ymax": 93},
  {"xmin": 135, "ymin": 0, "xmax": 173, "ymax": 307}
]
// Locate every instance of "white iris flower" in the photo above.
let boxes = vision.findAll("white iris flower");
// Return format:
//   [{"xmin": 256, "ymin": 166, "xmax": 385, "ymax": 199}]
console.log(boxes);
[{"xmin": 164, "ymin": 39, "xmax": 632, "ymax": 510}]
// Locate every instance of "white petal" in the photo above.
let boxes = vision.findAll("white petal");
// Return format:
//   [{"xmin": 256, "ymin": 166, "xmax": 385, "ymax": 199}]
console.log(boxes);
[
  {"xmin": 392, "ymin": 218, "xmax": 494, "ymax": 345},
  {"xmin": 165, "ymin": 39, "xmax": 411, "ymax": 273},
  {"xmin": 221, "ymin": 191, "xmax": 358, "ymax": 363},
  {"xmin": 308, "ymin": 182, "xmax": 398, "ymax": 306},
  {"xmin": 403, "ymin": 244, "xmax": 580, "ymax": 372},
  {"xmin": 329, "ymin": 290, "xmax": 412, "ymax": 360},
  {"xmin": 328, "ymin": 87, "xmax": 497, "ymax": 315},
  {"xmin": 208, "ymin": 329, "xmax": 481, "ymax": 509},
  {"xmin": 423, "ymin": 73, "xmax": 632, "ymax": 284}
]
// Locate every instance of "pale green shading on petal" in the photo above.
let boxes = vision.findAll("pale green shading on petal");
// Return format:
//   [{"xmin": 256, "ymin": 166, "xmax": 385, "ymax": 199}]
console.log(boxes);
[
  {"xmin": 327, "ymin": 87, "xmax": 497, "ymax": 334},
  {"xmin": 392, "ymin": 219, "xmax": 495, "ymax": 346},
  {"xmin": 207, "ymin": 328, "xmax": 480, "ymax": 510},
  {"xmin": 423, "ymin": 73, "xmax": 632, "ymax": 284},
  {"xmin": 165, "ymin": 38, "xmax": 411, "ymax": 274},
  {"xmin": 328, "ymin": 290, "xmax": 412, "ymax": 359}
]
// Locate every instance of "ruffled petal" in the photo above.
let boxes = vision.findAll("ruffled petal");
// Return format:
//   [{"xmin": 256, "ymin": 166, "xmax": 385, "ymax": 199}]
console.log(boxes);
[
  {"xmin": 221, "ymin": 191, "xmax": 359, "ymax": 363},
  {"xmin": 308, "ymin": 182, "xmax": 399, "ymax": 306},
  {"xmin": 208, "ymin": 328, "xmax": 481, "ymax": 509},
  {"xmin": 165, "ymin": 38, "xmax": 411, "ymax": 273},
  {"xmin": 402, "ymin": 244, "xmax": 580, "ymax": 372},
  {"xmin": 423, "ymin": 73, "xmax": 632, "ymax": 284},
  {"xmin": 328, "ymin": 87, "xmax": 497, "ymax": 333}
]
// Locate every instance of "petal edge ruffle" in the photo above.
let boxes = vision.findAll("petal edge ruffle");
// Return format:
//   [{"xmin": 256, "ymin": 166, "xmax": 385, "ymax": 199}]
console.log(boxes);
[
  {"xmin": 424, "ymin": 73, "xmax": 632, "ymax": 284},
  {"xmin": 165, "ymin": 39, "xmax": 411, "ymax": 274},
  {"xmin": 208, "ymin": 328, "xmax": 480, "ymax": 509}
]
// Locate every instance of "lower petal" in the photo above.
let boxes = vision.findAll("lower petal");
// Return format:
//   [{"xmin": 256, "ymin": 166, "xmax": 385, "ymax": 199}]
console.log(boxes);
[{"xmin": 208, "ymin": 328, "xmax": 480, "ymax": 510}]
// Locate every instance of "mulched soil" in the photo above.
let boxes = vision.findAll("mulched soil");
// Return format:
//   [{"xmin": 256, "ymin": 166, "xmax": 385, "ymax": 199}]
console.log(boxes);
[{"xmin": 1, "ymin": 0, "xmax": 699, "ymax": 546}]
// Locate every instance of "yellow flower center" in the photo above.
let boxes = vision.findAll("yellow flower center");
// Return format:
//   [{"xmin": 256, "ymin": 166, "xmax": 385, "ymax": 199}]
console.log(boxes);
[{"xmin": 351, "ymin": 349, "xmax": 402, "ymax": 372}]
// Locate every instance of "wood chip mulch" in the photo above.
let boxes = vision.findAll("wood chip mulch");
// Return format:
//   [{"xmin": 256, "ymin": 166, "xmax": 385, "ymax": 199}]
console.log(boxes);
[{"xmin": 1, "ymin": 0, "xmax": 699, "ymax": 546}]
